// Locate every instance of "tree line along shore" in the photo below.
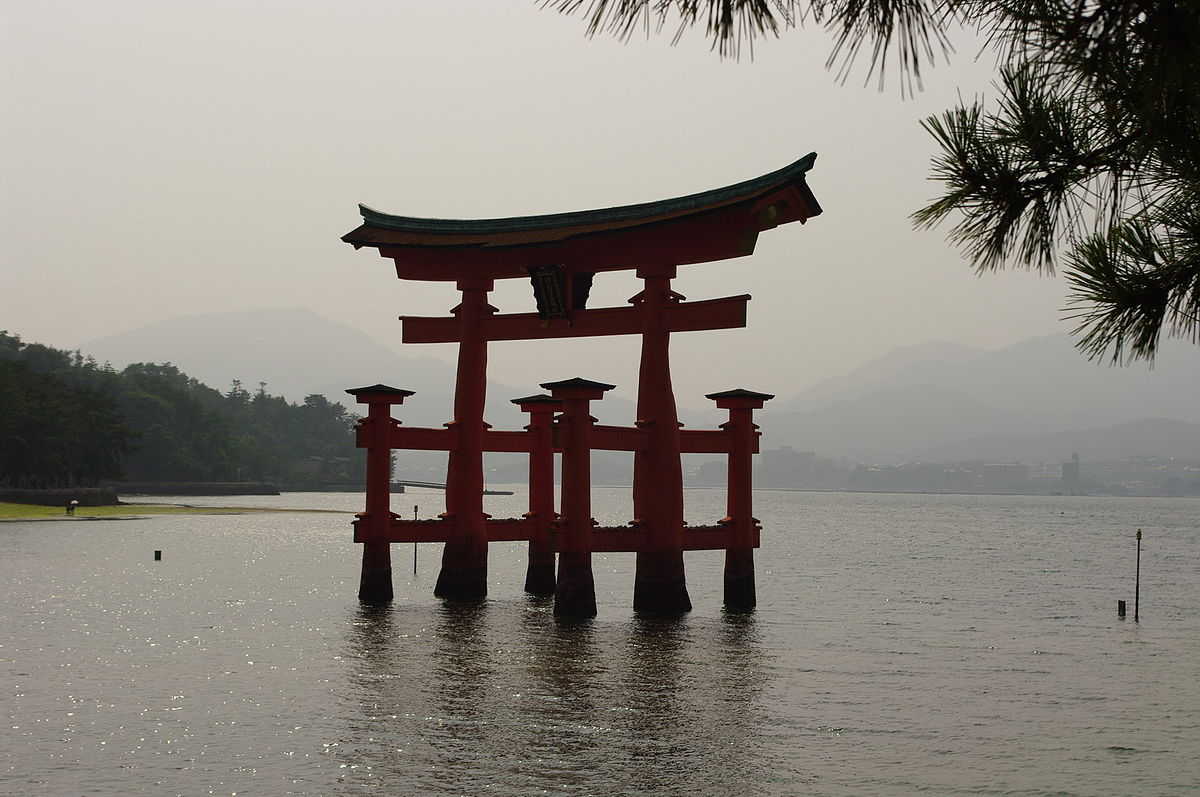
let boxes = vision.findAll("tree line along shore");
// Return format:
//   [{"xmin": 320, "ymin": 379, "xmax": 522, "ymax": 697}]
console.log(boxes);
[{"xmin": 0, "ymin": 331, "xmax": 365, "ymax": 495}]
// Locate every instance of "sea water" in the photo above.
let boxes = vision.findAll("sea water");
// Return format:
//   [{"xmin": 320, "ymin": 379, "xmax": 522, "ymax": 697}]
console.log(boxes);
[{"xmin": 3, "ymin": 489, "xmax": 1198, "ymax": 796}]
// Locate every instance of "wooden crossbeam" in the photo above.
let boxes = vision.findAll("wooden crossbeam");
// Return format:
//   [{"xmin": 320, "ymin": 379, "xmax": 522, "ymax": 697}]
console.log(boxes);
[
  {"xmin": 389, "ymin": 426, "xmax": 459, "ymax": 451},
  {"xmin": 679, "ymin": 429, "xmax": 737, "ymax": 454},
  {"xmin": 402, "ymin": 294, "xmax": 749, "ymax": 344},
  {"xmin": 356, "ymin": 516, "xmax": 758, "ymax": 550},
  {"xmin": 353, "ymin": 516, "xmax": 458, "ymax": 544},
  {"xmin": 591, "ymin": 425, "xmax": 648, "ymax": 452},
  {"xmin": 482, "ymin": 430, "xmax": 536, "ymax": 453},
  {"xmin": 373, "ymin": 421, "xmax": 742, "ymax": 456}
]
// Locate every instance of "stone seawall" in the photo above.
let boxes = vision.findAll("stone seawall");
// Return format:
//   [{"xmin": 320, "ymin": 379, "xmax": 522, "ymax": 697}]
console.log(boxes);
[
  {"xmin": 113, "ymin": 482, "xmax": 280, "ymax": 496},
  {"xmin": 0, "ymin": 487, "xmax": 120, "ymax": 506}
]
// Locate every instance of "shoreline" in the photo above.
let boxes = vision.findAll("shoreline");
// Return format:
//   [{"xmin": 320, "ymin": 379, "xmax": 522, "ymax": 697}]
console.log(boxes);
[{"xmin": 0, "ymin": 502, "xmax": 354, "ymax": 522}]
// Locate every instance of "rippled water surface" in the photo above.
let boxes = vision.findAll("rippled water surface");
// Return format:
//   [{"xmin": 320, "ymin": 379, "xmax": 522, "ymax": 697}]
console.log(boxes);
[{"xmin": 3, "ymin": 489, "xmax": 1198, "ymax": 796}]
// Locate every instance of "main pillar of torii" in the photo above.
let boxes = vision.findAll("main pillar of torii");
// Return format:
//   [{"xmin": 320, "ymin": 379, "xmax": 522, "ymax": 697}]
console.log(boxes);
[{"xmin": 342, "ymin": 154, "xmax": 822, "ymax": 610}]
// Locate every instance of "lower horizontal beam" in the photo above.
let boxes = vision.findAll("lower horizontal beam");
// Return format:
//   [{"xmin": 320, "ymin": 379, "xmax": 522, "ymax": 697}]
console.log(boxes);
[
  {"xmin": 679, "ymin": 525, "xmax": 738, "ymax": 550},
  {"xmin": 576, "ymin": 525, "xmax": 760, "ymax": 552},
  {"xmin": 353, "ymin": 518, "xmax": 759, "ymax": 550},
  {"xmin": 354, "ymin": 517, "xmax": 458, "ymax": 544},
  {"xmin": 590, "ymin": 526, "xmax": 647, "ymax": 552},
  {"xmin": 484, "ymin": 517, "xmax": 539, "ymax": 541},
  {"xmin": 355, "ymin": 516, "xmax": 538, "ymax": 544}
]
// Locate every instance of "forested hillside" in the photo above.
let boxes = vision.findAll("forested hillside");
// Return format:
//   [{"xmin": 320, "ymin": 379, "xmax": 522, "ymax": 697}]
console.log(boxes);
[{"xmin": 0, "ymin": 331, "xmax": 363, "ymax": 488}]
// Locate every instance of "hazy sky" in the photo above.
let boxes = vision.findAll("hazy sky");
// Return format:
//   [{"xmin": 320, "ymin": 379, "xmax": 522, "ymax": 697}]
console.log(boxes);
[{"xmin": 3, "ymin": 1, "xmax": 1078, "ymax": 407}]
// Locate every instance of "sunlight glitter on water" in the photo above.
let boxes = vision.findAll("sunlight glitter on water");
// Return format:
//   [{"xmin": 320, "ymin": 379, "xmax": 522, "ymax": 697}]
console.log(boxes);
[{"xmin": 2, "ymin": 490, "xmax": 1198, "ymax": 796}]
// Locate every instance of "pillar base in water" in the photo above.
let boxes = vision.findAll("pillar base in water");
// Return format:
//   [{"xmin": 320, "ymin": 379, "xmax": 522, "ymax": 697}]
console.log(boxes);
[
  {"xmin": 359, "ymin": 567, "xmax": 394, "ymax": 603},
  {"xmin": 723, "ymin": 548, "xmax": 756, "ymax": 610},
  {"xmin": 554, "ymin": 557, "xmax": 596, "ymax": 617},
  {"xmin": 524, "ymin": 555, "xmax": 556, "ymax": 597},
  {"xmin": 434, "ymin": 539, "xmax": 488, "ymax": 600},
  {"xmin": 358, "ymin": 542, "xmax": 393, "ymax": 603},
  {"xmin": 633, "ymin": 551, "xmax": 692, "ymax": 613},
  {"xmin": 723, "ymin": 573, "xmax": 756, "ymax": 610},
  {"xmin": 434, "ymin": 565, "xmax": 487, "ymax": 600}
]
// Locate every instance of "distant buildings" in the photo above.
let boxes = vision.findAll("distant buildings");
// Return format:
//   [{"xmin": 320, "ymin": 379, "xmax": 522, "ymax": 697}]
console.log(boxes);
[
  {"xmin": 742, "ymin": 448, "xmax": 1200, "ymax": 497},
  {"xmin": 843, "ymin": 461, "xmax": 1029, "ymax": 493},
  {"xmin": 1062, "ymin": 453, "xmax": 1083, "ymax": 495}
]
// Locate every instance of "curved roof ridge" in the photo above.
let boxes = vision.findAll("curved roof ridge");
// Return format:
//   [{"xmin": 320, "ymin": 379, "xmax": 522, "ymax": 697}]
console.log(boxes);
[{"xmin": 357, "ymin": 153, "xmax": 818, "ymax": 234}]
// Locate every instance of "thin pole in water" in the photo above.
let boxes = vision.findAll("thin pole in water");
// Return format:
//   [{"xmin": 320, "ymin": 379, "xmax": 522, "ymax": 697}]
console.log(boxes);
[
  {"xmin": 414, "ymin": 504, "xmax": 419, "ymax": 574},
  {"xmin": 1135, "ymin": 528, "xmax": 1142, "ymax": 622}
]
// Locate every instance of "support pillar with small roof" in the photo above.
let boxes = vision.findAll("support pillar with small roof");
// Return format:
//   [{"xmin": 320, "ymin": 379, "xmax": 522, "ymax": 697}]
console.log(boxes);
[
  {"xmin": 346, "ymin": 383, "xmax": 414, "ymax": 603},
  {"xmin": 542, "ymin": 377, "xmax": 614, "ymax": 617},
  {"xmin": 342, "ymin": 154, "xmax": 822, "ymax": 612},
  {"xmin": 708, "ymin": 388, "xmax": 775, "ymax": 609},
  {"xmin": 511, "ymin": 393, "xmax": 561, "ymax": 596}
]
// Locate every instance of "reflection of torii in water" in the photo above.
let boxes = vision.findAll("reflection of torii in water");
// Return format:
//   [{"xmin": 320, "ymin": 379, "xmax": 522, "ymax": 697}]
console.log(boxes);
[{"xmin": 343, "ymin": 153, "xmax": 823, "ymax": 616}]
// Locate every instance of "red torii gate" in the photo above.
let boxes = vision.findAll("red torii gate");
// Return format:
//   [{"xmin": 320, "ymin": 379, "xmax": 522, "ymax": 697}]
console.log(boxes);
[{"xmin": 342, "ymin": 154, "xmax": 822, "ymax": 615}]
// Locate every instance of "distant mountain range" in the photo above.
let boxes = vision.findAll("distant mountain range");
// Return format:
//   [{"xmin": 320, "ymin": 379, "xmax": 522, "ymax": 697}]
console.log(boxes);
[
  {"xmin": 81, "ymin": 309, "xmax": 1200, "ymax": 464},
  {"xmin": 760, "ymin": 333, "xmax": 1200, "ymax": 462},
  {"xmin": 915, "ymin": 417, "xmax": 1200, "ymax": 462}
]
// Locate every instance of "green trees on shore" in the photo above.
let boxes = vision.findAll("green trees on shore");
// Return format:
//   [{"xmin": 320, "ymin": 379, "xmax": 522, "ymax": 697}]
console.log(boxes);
[
  {"xmin": 0, "ymin": 357, "xmax": 131, "ymax": 488},
  {"xmin": 0, "ymin": 331, "xmax": 363, "ymax": 488}
]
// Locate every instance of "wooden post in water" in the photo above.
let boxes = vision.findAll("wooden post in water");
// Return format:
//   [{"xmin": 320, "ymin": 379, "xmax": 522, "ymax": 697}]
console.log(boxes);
[{"xmin": 1134, "ymin": 529, "xmax": 1142, "ymax": 622}]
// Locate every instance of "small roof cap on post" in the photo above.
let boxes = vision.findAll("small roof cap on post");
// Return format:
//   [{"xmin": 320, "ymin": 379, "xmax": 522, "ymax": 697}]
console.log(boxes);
[
  {"xmin": 510, "ymin": 393, "xmax": 563, "ymax": 408},
  {"xmin": 345, "ymin": 384, "xmax": 416, "ymax": 405},
  {"xmin": 705, "ymin": 388, "xmax": 774, "ymax": 409},
  {"xmin": 540, "ymin": 377, "xmax": 617, "ymax": 400}
]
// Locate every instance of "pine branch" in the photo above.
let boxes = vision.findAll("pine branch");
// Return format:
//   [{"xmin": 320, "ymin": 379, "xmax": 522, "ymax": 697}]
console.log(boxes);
[{"xmin": 1066, "ymin": 205, "xmax": 1200, "ymax": 362}]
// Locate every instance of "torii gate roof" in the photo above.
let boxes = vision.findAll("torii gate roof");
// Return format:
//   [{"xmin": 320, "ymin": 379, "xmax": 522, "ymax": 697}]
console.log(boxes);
[{"xmin": 342, "ymin": 153, "xmax": 821, "ymax": 281}]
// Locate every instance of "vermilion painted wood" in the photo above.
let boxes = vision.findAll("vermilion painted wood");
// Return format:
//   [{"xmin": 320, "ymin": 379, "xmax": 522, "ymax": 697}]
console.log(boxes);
[
  {"xmin": 514, "ymin": 396, "xmax": 559, "ymax": 595},
  {"xmin": 344, "ymin": 156, "xmax": 818, "ymax": 609},
  {"xmin": 354, "ymin": 518, "xmax": 459, "ymax": 544},
  {"xmin": 631, "ymin": 266, "xmax": 692, "ymax": 613},
  {"xmin": 350, "ymin": 182, "xmax": 820, "ymax": 281},
  {"xmin": 480, "ymin": 430, "xmax": 537, "ymax": 453},
  {"xmin": 350, "ymin": 394, "xmax": 407, "ymax": 602},
  {"xmin": 389, "ymin": 426, "xmax": 458, "ymax": 451},
  {"xmin": 435, "ymin": 279, "xmax": 491, "ymax": 599},
  {"xmin": 589, "ymin": 425, "xmax": 648, "ymax": 452},
  {"xmin": 546, "ymin": 380, "xmax": 610, "ymax": 617},
  {"xmin": 354, "ymin": 519, "xmax": 758, "ymax": 551},
  {"xmin": 708, "ymin": 390, "xmax": 773, "ymax": 609},
  {"xmin": 386, "ymin": 423, "xmax": 744, "ymax": 456},
  {"xmin": 401, "ymin": 294, "xmax": 749, "ymax": 344},
  {"xmin": 678, "ymin": 429, "xmax": 738, "ymax": 455}
]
